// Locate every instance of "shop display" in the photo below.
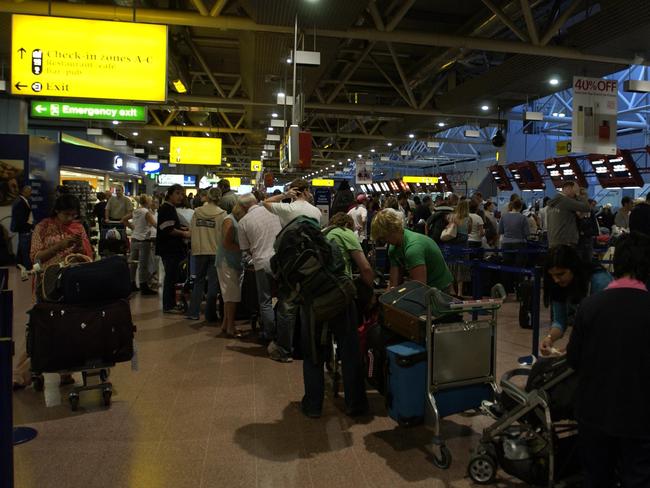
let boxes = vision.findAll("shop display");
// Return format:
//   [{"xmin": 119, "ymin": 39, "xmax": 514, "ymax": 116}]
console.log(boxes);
[{"xmin": 61, "ymin": 180, "xmax": 97, "ymax": 227}]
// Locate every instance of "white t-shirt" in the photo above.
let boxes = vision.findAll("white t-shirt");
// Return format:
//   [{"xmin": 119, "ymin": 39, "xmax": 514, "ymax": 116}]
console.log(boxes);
[
  {"xmin": 131, "ymin": 207, "xmax": 154, "ymax": 241},
  {"xmin": 269, "ymin": 200, "xmax": 322, "ymax": 228},
  {"xmin": 468, "ymin": 213, "xmax": 484, "ymax": 242},
  {"xmin": 347, "ymin": 205, "xmax": 368, "ymax": 242},
  {"xmin": 176, "ymin": 208, "xmax": 194, "ymax": 229},
  {"xmin": 238, "ymin": 205, "xmax": 282, "ymax": 272}
]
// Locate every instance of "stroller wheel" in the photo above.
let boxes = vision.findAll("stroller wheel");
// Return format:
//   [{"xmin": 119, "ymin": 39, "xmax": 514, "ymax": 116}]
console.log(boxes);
[
  {"xmin": 468, "ymin": 454, "xmax": 497, "ymax": 484},
  {"xmin": 431, "ymin": 444, "xmax": 452, "ymax": 469}
]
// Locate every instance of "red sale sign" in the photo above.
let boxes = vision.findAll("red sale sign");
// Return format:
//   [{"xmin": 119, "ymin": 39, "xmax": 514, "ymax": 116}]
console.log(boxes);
[{"xmin": 572, "ymin": 76, "xmax": 618, "ymax": 155}]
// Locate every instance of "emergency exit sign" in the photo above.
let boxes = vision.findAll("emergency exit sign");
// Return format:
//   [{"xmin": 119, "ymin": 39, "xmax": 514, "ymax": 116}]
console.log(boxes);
[{"xmin": 30, "ymin": 101, "xmax": 147, "ymax": 122}]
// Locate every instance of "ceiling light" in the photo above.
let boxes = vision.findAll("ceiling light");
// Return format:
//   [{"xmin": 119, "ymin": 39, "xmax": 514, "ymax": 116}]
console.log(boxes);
[
  {"xmin": 278, "ymin": 92, "xmax": 285, "ymax": 98},
  {"xmin": 357, "ymin": 154, "xmax": 362, "ymax": 158},
  {"xmin": 558, "ymin": 113, "xmax": 566, "ymax": 118},
  {"xmin": 370, "ymin": 148, "xmax": 375, "ymax": 153},
  {"xmin": 387, "ymin": 142, "xmax": 393, "ymax": 147},
  {"xmin": 159, "ymin": 146, "xmax": 164, "ymax": 151},
  {"xmin": 132, "ymin": 132, "xmax": 139, "ymax": 136},
  {"xmin": 286, "ymin": 58, "xmax": 292, "ymax": 64},
  {"xmin": 408, "ymin": 133, "xmax": 415, "ymax": 138},
  {"xmin": 112, "ymin": 120, "xmax": 119, "ymax": 125},
  {"xmin": 552, "ymin": 112, "xmax": 559, "ymax": 117},
  {"xmin": 331, "ymin": 165, "xmax": 335, "ymax": 168},
  {"xmin": 347, "ymin": 158, "xmax": 351, "ymax": 162},
  {"xmin": 268, "ymin": 127, "xmax": 274, "ymax": 131},
  {"xmin": 549, "ymin": 78, "xmax": 560, "ymax": 86},
  {"xmin": 147, "ymin": 140, "xmax": 153, "ymax": 144},
  {"xmin": 205, "ymin": 132, "xmax": 210, "ymax": 137},
  {"xmin": 338, "ymin": 161, "xmax": 343, "ymax": 165},
  {"xmin": 226, "ymin": 163, "xmax": 231, "ymax": 167},
  {"xmin": 437, "ymin": 122, "xmax": 446, "ymax": 127},
  {"xmin": 481, "ymin": 105, "xmax": 490, "ymax": 111},
  {"xmin": 271, "ymin": 112, "xmax": 278, "ymax": 118},
  {"xmin": 172, "ymin": 79, "xmax": 187, "ymax": 94}
]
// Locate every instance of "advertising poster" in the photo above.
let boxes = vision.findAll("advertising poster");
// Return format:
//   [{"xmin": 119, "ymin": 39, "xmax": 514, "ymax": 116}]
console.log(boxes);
[
  {"xmin": 313, "ymin": 188, "xmax": 331, "ymax": 227},
  {"xmin": 0, "ymin": 159, "xmax": 26, "ymax": 262},
  {"xmin": 572, "ymin": 76, "xmax": 617, "ymax": 155},
  {"xmin": 356, "ymin": 160, "xmax": 373, "ymax": 185}
]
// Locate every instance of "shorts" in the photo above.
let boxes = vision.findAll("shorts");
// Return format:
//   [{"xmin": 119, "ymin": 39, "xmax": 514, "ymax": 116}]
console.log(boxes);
[{"xmin": 217, "ymin": 261, "xmax": 242, "ymax": 303}]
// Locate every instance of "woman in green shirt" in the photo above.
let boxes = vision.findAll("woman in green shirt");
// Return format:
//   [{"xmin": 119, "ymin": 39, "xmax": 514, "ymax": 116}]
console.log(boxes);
[
  {"xmin": 371, "ymin": 208, "xmax": 453, "ymax": 292},
  {"xmin": 324, "ymin": 212, "xmax": 374, "ymax": 286}
]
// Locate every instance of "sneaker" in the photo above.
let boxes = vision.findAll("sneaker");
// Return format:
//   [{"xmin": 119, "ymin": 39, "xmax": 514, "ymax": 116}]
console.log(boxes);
[
  {"xmin": 163, "ymin": 308, "xmax": 184, "ymax": 315},
  {"xmin": 185, "ymin": 315, "xmax": 200, "ymax": 321},
  {"xmin": 267, "ymin": 341, "xmax": 293, "ymax": 363}
]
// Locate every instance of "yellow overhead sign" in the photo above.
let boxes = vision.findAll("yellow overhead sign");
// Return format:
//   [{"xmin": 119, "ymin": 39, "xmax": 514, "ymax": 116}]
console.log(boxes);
[
  {"xmin": 312, "ymin": 179, "xmax": 334, "ymax": 187},
  {"xmin": 251, "ymin": 160, "xmax": 262, "ymax": 172},
  {"xmin": 11, "ymin": 15, "xmax": 167, "ymax": 102},
  {"xmin": 556, "ymin": 140, "xmax": 573, "ymax": 156},
  {"xmin": 402, "ymin": 176, "xmax": 439, "ymax": 184},
  {"xmin": 170, "ymin": 137, "xmax": 222, "ymax": 165},
  {"xmin": 223, "ymin": 177, "xmax": 241, "ymax": 189}
]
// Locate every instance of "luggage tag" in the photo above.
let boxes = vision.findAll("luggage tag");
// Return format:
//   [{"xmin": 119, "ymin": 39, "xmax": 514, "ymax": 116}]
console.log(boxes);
[{"xmin": 131, "ymin": 340, "xmax": 139, "ymax": 372}]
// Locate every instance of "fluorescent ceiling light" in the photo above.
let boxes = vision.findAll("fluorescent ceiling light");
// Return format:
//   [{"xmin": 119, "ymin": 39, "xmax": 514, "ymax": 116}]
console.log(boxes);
[
  {"xmin": 408, "ymin": 133, "xmax": 415, "ymax": 138},
  {"xmin": 132, "ymin": 132, "xmax": 139, "ymax": 136},
  {"xmin": 437, "ymin": 122, "xmax": 446, "ymax": 127},
  {"xmin": 112, "ymin": 120, "xmax": 119, "ymax": 125},
  {"xmin": 271, "ymin": 112, "xmax": 278, "ymax": 118},
  {"xmin": 147, "ymin": 140, "xmax": 153, "ymax": 144},
  {"xmin": 549, "ymin": 78, "xmax": 560, "ymax": 86},
  {"xmin": 481, "ymin": 105, "xmax": 490, "ymax": 111}
]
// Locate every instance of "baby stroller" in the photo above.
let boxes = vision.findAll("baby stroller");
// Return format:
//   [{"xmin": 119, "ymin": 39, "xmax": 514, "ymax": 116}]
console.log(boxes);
[{"xmin": 468, "ymin": 357, "xmax": 581, "ymax": 487}]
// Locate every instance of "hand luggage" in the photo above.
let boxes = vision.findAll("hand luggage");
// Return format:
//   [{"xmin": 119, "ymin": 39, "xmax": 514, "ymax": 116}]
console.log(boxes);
[
  {"xmin": 379, "ymin": 281, "xmax": 429, "ymax": 342},
  {"xmin": 27, "ymin": 299, "xmax": 135, "ymax": 373},
  {"xmin": 60, "ymin": 255, "xmax": 131, "ymax": 304},
  {"xmin": 386, "ymin": 341, "xmax": 427, "ymax": 426}
]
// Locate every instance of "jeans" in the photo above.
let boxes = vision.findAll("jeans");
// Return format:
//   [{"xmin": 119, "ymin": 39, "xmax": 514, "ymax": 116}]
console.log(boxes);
[
  {"xmin": 275, "ymin": 293, "xmax": 297, "ymax": 356},
  {"xmin": 16, "ymin": 232, "xmax": 32, "ymax": 269},
  {"xmin": 300, "ymin": 303, "xmax": 367, "ymax": 415},
  {"xmin": 161, "ymin": 254, "xmax": 184, "ymax": 311},
  {"xmin": 129, "ymin": 240, "xmax": 154, "ymax": 285},
  {"xmin": 579, "ymin": 423, "xmax": 650, "ymax": 488},
  {"xmin": 188, "ymin": 255, "xmax": 218, "ymax": 318},
  {"xmin": 254, "ymin": 269, "xmax": 275, "ymax": 340}
]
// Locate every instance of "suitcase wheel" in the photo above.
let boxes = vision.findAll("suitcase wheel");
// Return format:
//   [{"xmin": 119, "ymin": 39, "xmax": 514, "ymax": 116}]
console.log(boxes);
[
  {"xmin": 467, "ymin": 453, "xmax": 497, "ymax": 484},
  {"xmin": 69, "ymin": 392, "xmax": 80, "ymax": 412},
  {"xmin": 102, "ymin": 387, "xmax": 112, "ymax": 407}
]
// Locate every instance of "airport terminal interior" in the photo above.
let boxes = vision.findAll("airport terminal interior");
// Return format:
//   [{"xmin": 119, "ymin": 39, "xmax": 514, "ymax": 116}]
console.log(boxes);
[{"xmin": 1, "ymin": 0, "xmax": 650, "ymax": 487}]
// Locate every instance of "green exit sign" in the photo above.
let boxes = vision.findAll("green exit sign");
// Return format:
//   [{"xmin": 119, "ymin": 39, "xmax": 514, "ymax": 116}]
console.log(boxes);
[{"xmin": 30, "ymin": 101, "xmax": 147, "ymax": 122}]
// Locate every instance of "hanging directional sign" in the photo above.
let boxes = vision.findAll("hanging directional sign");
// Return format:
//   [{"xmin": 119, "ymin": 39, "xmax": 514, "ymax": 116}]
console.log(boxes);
[
  {"xmin": 30, "ymin": 101, "xmax": 147, "ymax": 122},
  {"xmin": 11, "ymin": 15, "xmax": 167, "ymax": 102},
  {"xmin": 250, "ymin": 160, "xmax": 263, "ymax": 172}
]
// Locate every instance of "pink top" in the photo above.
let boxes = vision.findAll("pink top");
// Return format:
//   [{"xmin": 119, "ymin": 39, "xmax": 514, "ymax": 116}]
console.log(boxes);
[{"xmin": 605, "ymin": 277, "xmax": 648, "ymax": 292}]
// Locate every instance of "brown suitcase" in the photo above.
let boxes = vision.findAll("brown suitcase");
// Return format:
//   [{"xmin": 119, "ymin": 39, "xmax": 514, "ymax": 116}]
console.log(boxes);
[{"xmin": 379, "ymin": 281, "xmax": 429, "ymax": 343}]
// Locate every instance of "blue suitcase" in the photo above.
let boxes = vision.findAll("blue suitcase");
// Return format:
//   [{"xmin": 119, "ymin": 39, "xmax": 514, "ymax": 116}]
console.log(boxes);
[{"xmin": 386, "ymin": 341, "xmax": 427, "ymax": 426}]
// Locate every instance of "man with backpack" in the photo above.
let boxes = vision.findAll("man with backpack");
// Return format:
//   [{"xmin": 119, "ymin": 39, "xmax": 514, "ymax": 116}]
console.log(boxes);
[
  {"xmin": 272, "ymin": 212, "xmax": 368, "ymax": 418},
  {"xmin": 263, "ymin": 179, "xmax": 321, "ymax": 362}
]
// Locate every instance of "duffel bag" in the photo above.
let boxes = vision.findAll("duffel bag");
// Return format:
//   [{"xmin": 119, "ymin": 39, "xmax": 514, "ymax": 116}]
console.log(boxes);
[
  {"xmin": 27, "ymin": 299, "xmax": 135, "ymax": 373},
  {"xmin": 60, "ymin": 255, "xmax": 131, "ymax": 303}
]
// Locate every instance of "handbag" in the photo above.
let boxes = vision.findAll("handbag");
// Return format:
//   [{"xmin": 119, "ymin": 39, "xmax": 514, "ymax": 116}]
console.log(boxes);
[
  {"xmin": 41, "ymin": 253, "xmax": 92, "ymax": 302},
  {"xmin": 440, "ymin": 221, "xmax": 458, "ymax": 242}
]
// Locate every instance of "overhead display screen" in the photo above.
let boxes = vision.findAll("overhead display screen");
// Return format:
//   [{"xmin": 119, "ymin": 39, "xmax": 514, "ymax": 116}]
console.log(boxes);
[
  {"xmin": 11, "ymin": 15, "xmax": 167, "ymax": 102},
  {"xmin": 587, "ymin": 150, "xmax": 644, "ymax": 188},
  {"xmin": 543, "ymin": 157, "xmax": 587, "ymax": 189},
  {"xmin": 488, "ymin": 165, "xmax": 513, "ymax": 191},
  {"xmin": 507, "ymin": 162, "xmax": 546, "ymax": 191},
  {"xmin": 158, "ymin": 174, "xmax": 196, "ymax": 187},
  {"xmin": 170, "ymin": 137, "xmax": 222, "ymax": 165}
]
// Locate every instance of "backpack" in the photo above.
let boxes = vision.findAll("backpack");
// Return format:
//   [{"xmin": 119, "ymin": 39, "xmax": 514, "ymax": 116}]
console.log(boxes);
[
  {"xmin": 427, "ymin": 209, "xmax": 452, "ymax": 243},
  {"xmin": 271, "ymin": 216, "xmax": 356, "ymax": 322}
]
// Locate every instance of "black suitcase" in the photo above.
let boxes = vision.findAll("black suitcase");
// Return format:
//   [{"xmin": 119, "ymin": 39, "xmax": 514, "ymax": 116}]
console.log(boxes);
[
  {"xmin": 60, "ymin": 256, "xmax": 131, "ymax": 304},
  {"xmin": 27, "ymin": 300, "xmax": 135, "ymax": 373}
]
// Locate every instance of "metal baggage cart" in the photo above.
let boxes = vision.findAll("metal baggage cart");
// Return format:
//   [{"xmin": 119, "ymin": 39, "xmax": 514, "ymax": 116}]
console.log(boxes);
[{"xmin": 425, "ymin": 285, "xmax": 505, "ymax": 469}]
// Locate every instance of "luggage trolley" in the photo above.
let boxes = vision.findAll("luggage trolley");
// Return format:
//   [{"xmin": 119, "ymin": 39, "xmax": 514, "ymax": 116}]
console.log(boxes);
[{"xmin": 425, "ymin": 286, "xmax": 505, "ymax": 469}]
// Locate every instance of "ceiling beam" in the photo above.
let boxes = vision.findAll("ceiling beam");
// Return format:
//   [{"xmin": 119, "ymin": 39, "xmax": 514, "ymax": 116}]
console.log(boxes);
[
  {"xmin": 519, "ymin": 0, "xmax": 540, "ymax": 45},
  {"xmin": 209, "ymin": 0, "xmax": 229, "ymax": 17},
  {"xmin": 129, "ymin": 125, "xmax": 254, "ymax": 134},
  {"xmin": 1, "ymin": 1, "xmax": 640, "ymax": 65},
  {"xmin": 539, "ymin": 0, "xmax": 582, "ymax": 46},
  {"xmin": 480, "ymin": 0, "xmax": 529, "ymax": 42}
]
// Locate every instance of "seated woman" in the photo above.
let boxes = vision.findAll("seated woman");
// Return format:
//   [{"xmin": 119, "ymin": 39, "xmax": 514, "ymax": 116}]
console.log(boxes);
[
  {"xmin": 371, "ymin": 208, "xmax": 453, "ymax": 292},
  {"xmin": 567, "ymin": 233, "xmax": 650, "ymax": 487},
  {"xmin": 13, "ymin": 194, "xmax": 93, "ymax": 388},
  {"xmin": 540, "ymin": 245, "xmax": 612, "ymax": 355}
]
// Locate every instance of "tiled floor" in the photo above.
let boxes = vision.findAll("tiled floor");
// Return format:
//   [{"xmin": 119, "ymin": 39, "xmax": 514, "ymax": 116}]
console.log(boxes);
[{"xmin": 10, "ymin": 269, "xmax": 555, "ymax": 488}]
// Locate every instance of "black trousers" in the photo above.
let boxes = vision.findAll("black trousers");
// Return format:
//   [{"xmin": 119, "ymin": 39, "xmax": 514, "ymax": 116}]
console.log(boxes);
[{"xmin": 579, "ymin": 423, "xmax": 650, "ymax": 488}]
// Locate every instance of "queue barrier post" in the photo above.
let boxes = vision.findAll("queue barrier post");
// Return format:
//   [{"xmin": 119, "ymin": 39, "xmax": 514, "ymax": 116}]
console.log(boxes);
[{"xmin": 0, "ymin": 282, "xmax": 14, "ymax": 488}]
